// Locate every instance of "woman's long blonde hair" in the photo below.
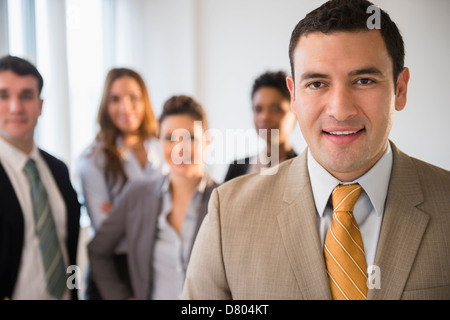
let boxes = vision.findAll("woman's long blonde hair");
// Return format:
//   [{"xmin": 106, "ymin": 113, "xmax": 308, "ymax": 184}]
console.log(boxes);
[{"xmin": 95, "ymin": 68, "xmax": 158, "ymax": 191}]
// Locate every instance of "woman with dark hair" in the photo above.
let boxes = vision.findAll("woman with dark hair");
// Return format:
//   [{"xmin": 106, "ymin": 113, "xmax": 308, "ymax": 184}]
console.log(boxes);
[
  {"xmin": 77, "ymin": 68, "xmax": 167, "ymax": 299},
  {"xmin": 224, "ymin": 70, "xmax": 297, "ymax": 181},
  {"xmin": 88, "ymin": 95, "xmax": 218, "ymax": 300}
]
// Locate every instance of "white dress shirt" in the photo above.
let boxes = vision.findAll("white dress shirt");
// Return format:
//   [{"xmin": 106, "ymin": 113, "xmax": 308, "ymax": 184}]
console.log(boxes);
[
  {"xmin": 0, "ymin": 137, "xmax": 70, "ymax": 300},
  {"xmin": 150, "ymin": 174, "xmax": 208, "ymax": 300},
  {"xmin": 307, "ymin": 143, "xmax": 393, "ymax": 268}
]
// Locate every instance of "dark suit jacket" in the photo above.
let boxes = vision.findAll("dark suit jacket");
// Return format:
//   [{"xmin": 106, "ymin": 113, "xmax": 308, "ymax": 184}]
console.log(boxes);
[
  {"xmin": 88, "ymin": 174, "xmax": 219, "ymax": 300},
  {"xmin": 0, "ymin": 149, "xmax": 81, "ymax": 300},
  {"xmin": 224, "ymin": 148, "xmax": 297, "ymax": 182}
]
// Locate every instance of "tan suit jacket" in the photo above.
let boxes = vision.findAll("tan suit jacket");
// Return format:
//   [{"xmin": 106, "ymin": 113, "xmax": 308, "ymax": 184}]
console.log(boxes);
[{"xmin": 182, "ymin": 142, "xmax": 450, "ymax": 299}]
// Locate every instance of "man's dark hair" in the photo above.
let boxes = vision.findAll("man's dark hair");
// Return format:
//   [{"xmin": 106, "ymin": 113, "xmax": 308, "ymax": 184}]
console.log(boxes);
[
  {"xmin": 251, "ymin": 70, "xmax": 290, "ymax": 101},
  {"xmin": 288, "ymin": 0, "xmax": 404, "ymax": 91},
  {"xmin": 0, "ymin": 55, "xmax": 44, "ymax": 94},
  {"xmin": 159, "ymin": 95, "xmax": 208, "ymax": 131}
]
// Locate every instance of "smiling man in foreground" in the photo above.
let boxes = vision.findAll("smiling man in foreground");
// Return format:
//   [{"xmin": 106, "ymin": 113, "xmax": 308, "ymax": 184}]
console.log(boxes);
[{"xmin": 182, "ymin": 0, "xmax": 450, "ymax": 300}]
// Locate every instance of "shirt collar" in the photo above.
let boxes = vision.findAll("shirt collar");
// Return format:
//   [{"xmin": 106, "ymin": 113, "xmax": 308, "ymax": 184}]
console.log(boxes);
[
  {"xmin": 161, "ymin": 174, "xmax": 171, "ymax": 193},
  {"xmin": 307, "ymin": 143, "xmax": 393, "ymax": 218},
  {"xmin": 0, "ymin": 137, "xmax": 40, "ymax": 172},
  {"xmin": 357, "ymin": 143, "xmax": 393, "ymax": 216}
]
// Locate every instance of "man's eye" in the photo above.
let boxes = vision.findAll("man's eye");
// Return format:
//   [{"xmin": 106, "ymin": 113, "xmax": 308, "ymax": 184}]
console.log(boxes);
[
  {"xmin": 356, "ymin": 78, "xmax": 375, "ymax": 85},
  {"xmin": 307, "ymin": 81, "xmax": 325, "ymax": 89},
  {"xmin": 20, "ymin": 93, "xmax": 34, "ymax": 100}
]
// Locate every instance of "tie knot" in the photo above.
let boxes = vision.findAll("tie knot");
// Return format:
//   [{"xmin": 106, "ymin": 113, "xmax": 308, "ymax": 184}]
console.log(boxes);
[
  {"xmin": 332, "ymin": 183, "xmax": 363, "ymax": 213},
  {"xmin": 23, "ymin": 158, "xmax": 39, "ymax": 182}
]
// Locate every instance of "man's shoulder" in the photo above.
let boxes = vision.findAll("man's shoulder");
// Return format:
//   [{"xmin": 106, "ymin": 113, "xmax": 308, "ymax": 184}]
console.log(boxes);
[
  {"xmin": 392, "ymin": 142, "xmax": 450, "ymax": 184},
  {"xmin": 410, "ymin": 156, "xmax": 450, "ymax": 198},
  {"xmin": 217, "ymin": 156, "xmax": 302, "ymax": 200},
  {"xmin": 39, "ymin": 149, "xmax": 68, "ymax": 172},
  {"xmin": 411, "ymin": 156, "xmax": 450, "ymax": 178},
  {"xmin": 393, "ymin": 145, "xmax": 450, "ymax": 209}
]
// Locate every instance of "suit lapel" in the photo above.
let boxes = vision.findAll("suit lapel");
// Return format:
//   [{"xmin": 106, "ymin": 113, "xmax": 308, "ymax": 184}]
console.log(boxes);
[
  {"xmin": 368, "ymin": 142, "xmax": 429, "ymax": 299},
  {"xmin": 0, "ymin": 163, "xmax": 24, "ymax": 229},
  {"xmin": 137, "ymin": 179, "xmax": 165, "ymax": 299},
  {"xmin": 277, "ymin": 152, "xmax": 331, "ymax": 299},
  {"xmin": 193, "ymin": 177, "xmax": 217, "ymax": 238}
]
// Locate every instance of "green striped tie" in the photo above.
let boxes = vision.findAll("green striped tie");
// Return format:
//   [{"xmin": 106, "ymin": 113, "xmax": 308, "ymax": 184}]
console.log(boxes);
[{"xmin": 23, "ymin": 159, "xmax": 66, "ymax": 299}]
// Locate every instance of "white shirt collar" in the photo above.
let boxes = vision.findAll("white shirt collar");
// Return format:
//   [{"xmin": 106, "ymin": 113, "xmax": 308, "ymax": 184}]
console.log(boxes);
[
  {"xmin": 0, "ymin": 137, "xmax": 40, "ymax": 172},
  {"xmin": 307, "ymin": 143, "xmax": 393, "ymax": 218}
]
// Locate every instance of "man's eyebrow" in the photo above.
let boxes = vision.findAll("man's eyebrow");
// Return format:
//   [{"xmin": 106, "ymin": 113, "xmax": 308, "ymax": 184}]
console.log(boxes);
[
  {"xmin": 21, "ymin": 88, "xmax": 36, "ymax": 94},
  {"xmin": 299, "ymin": 72, "xmax": 330, "ymax": 81},
  {"xmin": 299, "ymin": 67, "xmax": 385, "ymax": 81},
  {"xmin": 348, "ymin": 67, "xmax": 384, "ymax": 77}
]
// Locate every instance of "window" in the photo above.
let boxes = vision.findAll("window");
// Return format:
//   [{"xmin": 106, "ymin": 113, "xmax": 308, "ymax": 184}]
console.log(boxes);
[
  {"xmin": 3, "ymin": 0, "xmax": 110, "ymax": 175},
  {"xmin": 3, "ymin": 0, "xmax": 114, "ymax": 228}
]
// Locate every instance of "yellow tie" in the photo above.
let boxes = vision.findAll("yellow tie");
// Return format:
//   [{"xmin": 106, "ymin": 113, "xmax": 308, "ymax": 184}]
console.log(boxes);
[{"xmin": 324, "ymin": 183, "xmax": 368, "ymax": 300}]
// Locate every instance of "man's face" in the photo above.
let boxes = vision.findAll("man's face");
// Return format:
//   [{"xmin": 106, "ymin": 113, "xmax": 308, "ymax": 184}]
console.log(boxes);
[
  {"xmin": 287, "ymin": 30, "xmax": 409, "ymax": 181},
  {"xmin": 0, "ymin": 70, "xmax": 42, "ymax": 152}
]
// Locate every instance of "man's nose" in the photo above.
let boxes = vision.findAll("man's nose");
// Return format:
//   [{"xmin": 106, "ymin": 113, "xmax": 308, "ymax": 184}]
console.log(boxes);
[
  {"xmin": 325, "ymin": 84, "xmax": 358, "ymax": 121},
  {"xmin": 9, "ymin": 97, "xmax": 23, "ymax": 113}
]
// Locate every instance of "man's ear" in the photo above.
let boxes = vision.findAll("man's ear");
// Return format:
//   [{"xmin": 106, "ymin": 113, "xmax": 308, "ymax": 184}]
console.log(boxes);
[
  {"xmin": 38, "ymin": 99, "xmax": 43, "ymax": 115},
  {"xmin": 286, "ymin": 76, "xmax": 297, "ymax": 114},
  {"xmin": 395, "ymin": 67, "xmax": 410, "ymax": 111}
]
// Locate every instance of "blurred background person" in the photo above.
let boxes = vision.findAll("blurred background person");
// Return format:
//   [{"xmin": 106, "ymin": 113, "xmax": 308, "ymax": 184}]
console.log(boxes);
[
  {"xmin": 88, "ymin": 95, "xmax": 218, "ymax": 299},
  {"xmin": 224, "ymin": 70, "xmax": 297, "ymax": 181},
  {"xmin": 77, "ymin": 67, "xmax": 167, "ymax": 299},
  {"xmin": 0, "ymin": 55, "xmax": 80, "ymax": 300}
]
